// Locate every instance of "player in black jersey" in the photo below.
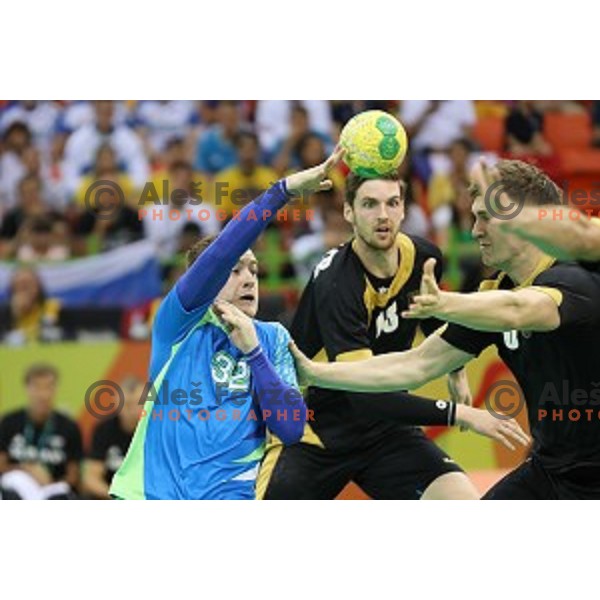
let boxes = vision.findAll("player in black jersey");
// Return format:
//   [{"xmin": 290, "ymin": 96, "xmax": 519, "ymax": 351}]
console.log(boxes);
[
  {"xmin": 257, "ymin": 172, "xmax": 528, "ymax": 500},
  {"xmin": 293, "ymin": 159, "xmax": 600, "ymax": 499},
  {"xmin": 475, "ymin": 159, "xmax": 600, "ymax": 272}
]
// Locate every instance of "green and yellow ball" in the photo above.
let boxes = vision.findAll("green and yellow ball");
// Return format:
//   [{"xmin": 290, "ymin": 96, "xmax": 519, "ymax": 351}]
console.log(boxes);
[{"xmin": 340, "ymin": 110, "xmax": 408, "ymax": 178}]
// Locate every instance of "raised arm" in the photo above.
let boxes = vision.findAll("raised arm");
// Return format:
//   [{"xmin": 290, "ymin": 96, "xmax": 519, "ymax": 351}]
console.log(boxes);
[
  {"xmin": 176, "ymin": 147, "xmax": 343, "ymax": 313},
  {"xmin": 500, "ymin": 209, "xmax": 600, "ymax": 262}
]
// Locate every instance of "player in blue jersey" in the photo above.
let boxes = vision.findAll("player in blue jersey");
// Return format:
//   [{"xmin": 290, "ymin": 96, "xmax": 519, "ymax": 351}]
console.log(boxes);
[{"xmin": 110, "ymin": 148, "xmax": 345, "ymax": 499}]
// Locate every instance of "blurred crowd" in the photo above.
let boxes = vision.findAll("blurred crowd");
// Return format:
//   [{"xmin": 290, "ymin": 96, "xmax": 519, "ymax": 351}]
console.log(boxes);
[{"xmin": 2, "ymin": 100, "xmax": 600, "ymax": 345}]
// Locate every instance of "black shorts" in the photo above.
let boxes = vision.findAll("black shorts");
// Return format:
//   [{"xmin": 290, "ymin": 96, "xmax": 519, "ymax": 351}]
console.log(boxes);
[
  {"xmin": 257, "ymin": 426, "xmax": 463, "ymax": 500},
  {"xmin": 483, "ymin": 456, "xmax": 600, "ymax": 500}
]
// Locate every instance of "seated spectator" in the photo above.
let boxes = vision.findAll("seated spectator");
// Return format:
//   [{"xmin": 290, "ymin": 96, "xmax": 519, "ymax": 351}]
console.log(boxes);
[
  {"xmin": 62, "ymin": 100, "xmax": 149, "ymax": 197},
  {"xmin": 426, "ymin": 139, "xmax": 474, "ymax": 248},
  {"xmin": 255, "ymin": 100, "xmax": 333, "ymax": 157},
  {"xmin": 135, "ymin": 101, "xmax": 198, "ymax": 162},
  {"xmin": 213, "ymin": 132, "xmax": 278, "ymax": 215},
  {"xmin": 505, "ymin": 100, "xmax": 552, "ymax": 156},
  {"xmin": 399, "ymin": 100, "xmax": 476, "ymax": 180},
  {"xmin": 0, "ymin": 174, "xmax": 62, "ymax": 259},
  {"xmin": 74, "ymin": 143, "xmax": 136, "ymax": 210},
  {"xmin": 0, "ymin": 364, "xmax": 82, "ymax": 500},
  {"xmin": 446, "ymin": 181, "xmax": 484, "ymax": 292},
  {"xmin": 142, "ymin": 160, "xmax": 219, "ymax": 260},
  {"xmin": 0, "ymin": 121, "xmax": 31, "ymax": 211},
  {"xmin": 194, "ymin": 101, "xmax": 241, "ymax": 174},
  {"xmin": 82, "ymin": 376, "xmax": 144, "ymax": 499},
  {"xmin": 0, "ymin": 101, "xmax": 61, "ymax": 160},
  {"xmin": 0, "ymin": 266, "xmax": 63, "ymax": 345},
  {"xmin": 73, "ymin": 177, "xmax": 143, "ymax": 254},
  {"xmin": 291, "ymin": 197, "xmax": 352, "ymax": 283},
  {"xmin": 271, "ymin": 104, "xmax": 332, "ymax": 174},
  {"xmin": 21, "ymin": 145, "xmax": 67, "ymax": 210},
  {"xmin": 16, "ymin": 215, "xmax": 70, "ymax": 262}
]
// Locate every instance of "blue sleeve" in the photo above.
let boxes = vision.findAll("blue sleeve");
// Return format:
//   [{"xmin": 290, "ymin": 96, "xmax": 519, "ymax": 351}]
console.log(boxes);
[
  {"xmin": 153, "ymin": 180, "xmax": 290, "ymax": 346},
  {"xmin": 245, "ymin": 342, "xmax": 306, "ymax": 446}
]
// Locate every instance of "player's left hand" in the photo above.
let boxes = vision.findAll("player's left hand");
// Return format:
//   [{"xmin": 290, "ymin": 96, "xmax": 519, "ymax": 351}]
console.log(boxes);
[
  {"xmin": 213, "ymin": 300, "xmax": 259, "ymax": 354},
  {"xmin": 402, "ymin": 258, "xmax": 445, "ymax": 319}
]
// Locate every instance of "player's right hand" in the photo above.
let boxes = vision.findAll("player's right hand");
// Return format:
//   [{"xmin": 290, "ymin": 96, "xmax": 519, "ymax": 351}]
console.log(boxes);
[
  {"xmin": 455, "ymin": 405, "xmax": 530, "ymax": 451},
  {"xmin": 285, "ymin": 145, "xmax": 345, "ymax": 196}
]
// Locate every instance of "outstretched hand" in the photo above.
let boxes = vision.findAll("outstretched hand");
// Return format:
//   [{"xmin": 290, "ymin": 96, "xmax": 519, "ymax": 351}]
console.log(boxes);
[
  {"xmin": 285, "ymin": 145, "xmax": 345, "ymax": 196},
  {"xmin": 402, "ymin": 258, "xmax": 444, "ymax": 319}
]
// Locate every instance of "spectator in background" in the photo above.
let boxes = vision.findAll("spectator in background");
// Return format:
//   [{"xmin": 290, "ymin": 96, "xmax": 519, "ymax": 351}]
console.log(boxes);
[
  {"xmin": 135, "ymin": 101, "xmax": 198, "ymax": 164},
  {"xmin": 0, "ymin": 174, "xmax": 62, "ymax": 259},
  {"xmin": 73, "ymin": 177, "xmax": 143, "ymax": 254},
  {"xmin": 399, "ymin": 100, "xmax": 476, "ymax": 181},
  {"xmin": 0, "ymin": 121, "xmax": 32, "ymax": 210},
  {"xmin": 291, "ymin": 191, "xmax": 352, "ymax": 283},
  {"xmin": 271, "ymin": 104, "xmax": 332, "ymax": 174},
  {"xmin": 21, "ymin": 145, "xmax": 67, "ymax": 211},
  {"xmin": 445, "ymin": 180, "xmax": 484, "ymax": 292},
  {"xmin": 426, "ymin": 139, "xmax": 474, "ymax": 249},
  {"xmin": 62, "ymin": 100, "xmax": 149, "ymax": 197},
  {"xmin": 16, "ymin": 215, "xmax": 70, "ymax": 262},
  {"xmin": 255, "ymin": 100, "xmax": 333, "ymax": 157},
  {"xmin": 74, "ymin": 143, "xmax": 135, "ymax": 210},
  {"xmin": 82, "ymin": 376, "xmax": 144, "ymax": 499},
  {"xmin": 0, "ymin": 266, "xmax": 62, "ymax": 345},
  {"xmin": 0, "ymin": 363, "xmax": 82, "ymax": 500},
  {"xmin": 0, "ymin": 101, "xmax": 60, "ymax": 160},
  {"xmin": 194, "ymin": 100, "xmax": 241, "ymax": 174},
  {"xmin": 505, "ymin": 101, "xmax": 552, "ymax": 156},
  {"xmin": 397, "ymin": 152, "xmax": 431, "ymax": 241},
  {"xmin": 214, "ymin": 132, "xmax": 278, "ymax": 216},
  {"xmin": 142, "ymin": 160, "xmax": 219, "ymax": 261}
]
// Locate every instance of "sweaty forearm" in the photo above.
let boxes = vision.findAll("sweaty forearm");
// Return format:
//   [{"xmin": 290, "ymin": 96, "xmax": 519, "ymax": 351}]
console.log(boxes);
[
  {"xmin": 311, "ymin": 349, "xmax": 430, "ymax": 393},
  {"xmin": 434, "ymin": 290, "xmax": 523, "ymax": 332}
]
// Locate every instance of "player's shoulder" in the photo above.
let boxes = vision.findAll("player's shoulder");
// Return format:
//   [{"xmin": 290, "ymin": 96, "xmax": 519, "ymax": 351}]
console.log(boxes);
[
  {"xmin": 534, "ymin": 260, "xmax": 600, "ymax": 291},
  {"xmin": 308, "ymin": 241, "xmax": 363, "ymax": 290},
  {"xmin": 254, "ymin": 320, "xmax": 291, "ymax": 344},
  {"xmin": 404, "ymin": 233, "xmax": 443, "ymax": 262}
]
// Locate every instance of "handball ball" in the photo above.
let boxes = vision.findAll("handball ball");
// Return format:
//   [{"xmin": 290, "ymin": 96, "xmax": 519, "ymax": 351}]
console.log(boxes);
[{"xmin": 340, "ymin": 110, "xmax": 408, "ymax": 178}]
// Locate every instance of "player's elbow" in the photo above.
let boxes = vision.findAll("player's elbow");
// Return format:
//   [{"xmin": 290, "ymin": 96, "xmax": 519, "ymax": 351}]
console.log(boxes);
[{"xmin": 275, "ymin": 414, "xmax": 306, "ymax": 446}]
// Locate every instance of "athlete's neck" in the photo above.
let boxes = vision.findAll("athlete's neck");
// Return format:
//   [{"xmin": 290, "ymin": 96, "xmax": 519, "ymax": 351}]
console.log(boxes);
[
  {"xmin": 353, "ymin": 235, "xmax": 399, "ymax": 279},
  {"xmin": 499, "ymin": 246, "xmax": 550, "ymax": 285}
]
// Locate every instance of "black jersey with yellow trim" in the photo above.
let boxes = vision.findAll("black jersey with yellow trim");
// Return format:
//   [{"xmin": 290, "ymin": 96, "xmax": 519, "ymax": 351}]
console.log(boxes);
[
  {"xmin": 441, "ymin": 257, "xmax": 600, "ymax": 471},
  {"xmin": 289, "ymin": 233, "xmax": 444, "ymax": 446}
]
